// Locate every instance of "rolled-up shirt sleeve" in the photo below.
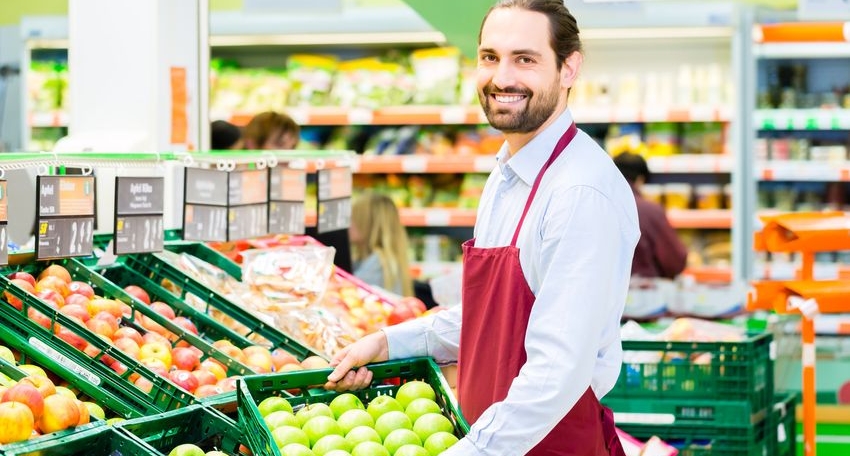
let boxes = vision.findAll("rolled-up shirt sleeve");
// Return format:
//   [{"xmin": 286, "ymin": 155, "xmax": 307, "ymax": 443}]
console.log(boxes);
[{"xmin": 443, "ymin": 186, "xmax": 633, "ymax": 455}]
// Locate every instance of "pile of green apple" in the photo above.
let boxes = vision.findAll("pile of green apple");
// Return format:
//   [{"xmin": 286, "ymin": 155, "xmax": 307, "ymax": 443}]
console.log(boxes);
[
  {"xmin": 168, "ymin": 443, "xmax": 230, "ymax": 456},
  {"xmin": 256, "ymin": 381, "xmax": 459, "ymax": 456}
]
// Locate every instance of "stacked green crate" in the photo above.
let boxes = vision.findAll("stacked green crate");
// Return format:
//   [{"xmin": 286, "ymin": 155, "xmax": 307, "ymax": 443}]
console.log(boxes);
[
  {"xmin": 1, "ymin": 424, "xmax": 155, "ymax": 456},
  {"xmin": 603, "ymin": 333, "xmax": 782, "ymax": 455}
]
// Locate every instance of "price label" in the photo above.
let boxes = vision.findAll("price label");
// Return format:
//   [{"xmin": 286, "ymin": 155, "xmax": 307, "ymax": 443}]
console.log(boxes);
[
  {"xmin": 269, "ymin": 167, "xmax": 306, "ymax": 202},
  {"xmin": 316, "ymin": 167, "xmax": 352, "ymax": 233},
  {"xmin": 228, "ymin": 169, "xmax": 268, "ymax": 205},
  {"xmin": 269, "ymin": 201, "xmax": 305, "ymax": 235},
  {"xmin": 30, "ymin": 338, "xmax": 100, "ymax": 386},
  {"xmin": 184, "ymin": 168, "xmax": 228, "ymax": 205},
  {"xmin": 183, "ymin": 204, "xmax": 228, "ymax": 242},
  {"xmin": 318, "ymin": 198, "xmax": 352, "ymax": 233},
  {"xmin": 36, "ymin": 176, "xmax": 95, "ymax": 260},
  {"xmin": 0, "ymin": 180, "xmax": 7, "ymax": 266},
  {"xmin": 115, "ymin": 215, "xmax": 164, "ymax": 255},
  {"xmin": 114, "ymin": 177, "xmax": 164, "ymax": 255},
  {"xmin": 228, "ymin": 204, "xmax": 268, "ymax": 240}
]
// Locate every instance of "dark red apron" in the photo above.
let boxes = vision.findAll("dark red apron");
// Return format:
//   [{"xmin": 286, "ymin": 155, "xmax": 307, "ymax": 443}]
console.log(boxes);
[{"xmin": 457, "ymin": 123, "xmax": 625, "ymax": 456}]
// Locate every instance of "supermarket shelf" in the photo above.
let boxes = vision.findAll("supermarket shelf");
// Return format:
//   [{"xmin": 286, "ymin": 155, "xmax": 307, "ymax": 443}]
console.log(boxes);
[
  {"xmin": 682, "ymin": 266, "xmax": 732, "ymax": 283},
  {"xmin": 29, "ymin": 111, "xmax": 69, "ymax": 128},
  {"xmin": 647, "ymin": 154, "xmax": 732, "ymax": 173},
  {"xmin": 220, "ymin": 105, "xmax": 732, "ymax": 127},
  {"xmin": 668, "ymin": 209, "xmax": 732, "ymax": 229},
  {"xmin": 755, "ymin": 109, "xmax": 850, "ymax": 131},
  {"xmin": 758, "ymin": 160, "xmax": 850, "ymax": 181},
  {"xmin": 754, "ymin": 22, "xmax": 850, "ymax": 44},
  {"xmin": 353, "ymin": 155, "xmax": 496, "ymax": 174}
]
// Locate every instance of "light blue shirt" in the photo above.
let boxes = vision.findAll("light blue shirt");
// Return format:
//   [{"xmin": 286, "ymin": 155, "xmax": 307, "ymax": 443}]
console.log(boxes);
[
  {"xmin": 353, "ymin": 253, "xmax": 403, "ymax": 296},
  {"xmin": 383, "ymin": 108, "xmax": 640, "ymax": 455}
]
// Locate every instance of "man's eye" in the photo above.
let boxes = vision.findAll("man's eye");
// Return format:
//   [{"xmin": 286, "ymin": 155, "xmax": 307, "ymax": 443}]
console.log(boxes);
[
  {"xmin": 480, "ymin": 54, "xmax": 497, "ymax": 63},
  {"xmin": 518, "ymin": 57, "xmax": 534, "ymax": 64}
]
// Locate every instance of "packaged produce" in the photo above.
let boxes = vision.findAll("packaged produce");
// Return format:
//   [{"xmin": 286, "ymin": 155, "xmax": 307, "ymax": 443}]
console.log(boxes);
[
  {"xmin": 410, "ymin": 47, "xmax": 461, "ymax": 105},
  {"xmin": 241, "ymin": 245, "xmax": 335, "ymax": 308},
  {"xmin": 330, "ymin": 58, "xmax": 414, "ymax": 108},
  {"xmin": 286, "ymin": 54, "xmax": 337, "ymax": 106}
]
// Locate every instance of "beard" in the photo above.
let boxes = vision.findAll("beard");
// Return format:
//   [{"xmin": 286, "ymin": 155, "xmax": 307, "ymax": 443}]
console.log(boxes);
[{"xmin": 479, "ymin": 79, "xmax": 561, "ymax": 134}]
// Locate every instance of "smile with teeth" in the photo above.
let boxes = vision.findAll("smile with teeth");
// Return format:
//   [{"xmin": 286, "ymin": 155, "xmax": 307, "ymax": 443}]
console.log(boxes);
[{"xmin": 493, "ymin": 94, "xmax": 527, "ymax": 103}]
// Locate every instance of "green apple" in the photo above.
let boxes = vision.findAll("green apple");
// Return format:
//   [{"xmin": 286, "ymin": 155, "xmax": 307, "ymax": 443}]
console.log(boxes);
[
  {"xmin": 382, "ymin": 429, "xmax": 422, "ymax": 455},
  {"xmin": 0, "ymin": 345, "xmax": 15, "ymax": 364},
  {"xmin": 323, "ymin": 451, "xmax": 352, "ymax": 456},
  {"xmin": 302, "ymin": 415, "xmax": 343, "ymax": 447},
  {"xmin": 344, "ymin": 426, "xmax": 382, "ymax": 447},
  {"xmin": 84, "ymin": 401, "xmax": 106, "ymax": 421},
  {"xmin": 413, "ymin": 413, "xmax": 454, "ymax": 442},
  {"xmin": 424, "ymin": 432, "xmax": 459, "ymax": 455},
  {"xmin": 405, "ymin": 398, "xmax": 442, "ymax": 424},
  {"xmin": 337, "ymin": 409, "xmax": 374, "ymax": 435},
  {"xmin": 394, "ymin": 444, "xmax": 430, "ymax": 456},
  {"xmin": 258, "ymin": 396, "xmax": 293, "ymax": 417},
  {"xmin": 271, "ymin": 425, "xmax": 310, "ymax": 449},
  {"xmin": 206, "ymin": 452, "xmax": 229, "ymax": 456},
  {"xmin": 395, "ymin": 381, "xmax": 436, "ymax": 409},
  {"xmin": 264, "ymin": 410, "xmax": 299, "ymax": 430},
  {"xmin": 329, "ymin": 393, "xmax": 365, "ymax": 419},
  {"xmin": 312, "ymin": 434, "xmax": 352, "ymax": 456},
  {"xmin": 296, "ymin": 403, "xmax": 334, "ymax": 427},
  {"xmin": 351, "ymin": 441, "xmax": 390, "ymax": 456},
  {"xmin": 168, "ymin": 444, "xmax": 205, "ymax": 456},
  {"xmin": 280, "ymin": 443, "xmax": 316, "ymax": 456},
  {"xmin": 106, "ymin": 417, "xmax": 126, "ymax": 426},
  {"xmin": 374, "ymin": 410, "xmax": 412, "ymax": 441},
  {"xmin": 366, "ymin": 396, "xmax": 404, "ymax": 422}
]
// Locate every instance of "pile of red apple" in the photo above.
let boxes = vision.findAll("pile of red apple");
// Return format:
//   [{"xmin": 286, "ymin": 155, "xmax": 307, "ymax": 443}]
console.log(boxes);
[
  {"xmin": 254, "ymin": 380, "xmax": 459, "ymax": 456},
  {"xmin": 2, "ymin": 264, "xmax": 309, "ymax": 399},
  {"xmin": 0, "ymin": 345, "xmax": 109, "ymax": 445}
]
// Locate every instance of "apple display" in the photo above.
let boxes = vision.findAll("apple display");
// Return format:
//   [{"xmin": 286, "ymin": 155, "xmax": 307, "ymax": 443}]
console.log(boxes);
[
  {"xmin": 382, "ymin": 429, "xmax": 422, "ymax": 456},
  {"xmin": 258, "ymin": 396, "xmax": 294, "ymax": 417},
  {"xmin": 329, "ymin": 393, "xmax": 365, "ymax": 419},
  {"xmin": 271, "ymin": 425, "xmax": 310, "ymax": 448},
  {"xmin": 302, "ymin": 416, "xmax": 343, "ymax": 447},
  {"xmin": 336, "ymin": 409, "xmax": 374, "ymax": 435},
  {"xmin": 395, "ymin": 381, "xmax": 436, "ymax": 409},
  {"xmin": 374, "ymin": 410, "xmax": 412, "ymax": 441},
  {"xmin": 366, "ymin": 395, "xmax": 403, "ymax": 421},
  {"xmin": 264, "ymin": 410, "xmax": 299, "ymax": 431},
  {"xmin": 295, "ymin": 403, "xmax": 334, "ymax": 428},
  {"xmin": 343, "ymin": 426, "xmax": 381, "ymax": 448},
  {"xmin": 412, "ymin": 413, "xmax": 454, "ymax": 442}
]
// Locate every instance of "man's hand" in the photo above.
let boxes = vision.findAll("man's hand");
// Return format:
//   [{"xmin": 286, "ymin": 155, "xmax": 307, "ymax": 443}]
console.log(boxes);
[{"xmin": 324, "ymin": 331, "xmax": 390, "ymax": 392}]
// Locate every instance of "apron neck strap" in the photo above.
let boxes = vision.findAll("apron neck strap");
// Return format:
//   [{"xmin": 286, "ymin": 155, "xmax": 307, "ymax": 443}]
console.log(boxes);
[{"xmin": 510, "ymin": 122, "xmax": 578, "ymax": 247}]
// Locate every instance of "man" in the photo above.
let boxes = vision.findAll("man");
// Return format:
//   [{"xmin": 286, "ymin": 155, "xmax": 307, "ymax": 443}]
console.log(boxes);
[
  {"xmin": 614, "ymin": 152, "xmax": 688, "ymax": 279},
  {"xmin": 326, "ymin": 1, "xmax": 639, "ymax": 454}
]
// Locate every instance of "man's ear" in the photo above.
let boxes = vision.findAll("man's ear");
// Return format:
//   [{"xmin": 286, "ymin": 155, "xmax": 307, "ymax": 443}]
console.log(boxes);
[{"xmin": 561, "ymin": 51, "xmax": 583, "ymax": 89}]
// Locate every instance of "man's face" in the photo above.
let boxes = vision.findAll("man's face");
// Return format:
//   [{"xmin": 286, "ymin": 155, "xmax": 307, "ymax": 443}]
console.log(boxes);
[
  {"xmin": 477, "ymin": 7, "xmax": 566, "ymax": 134},
  {"xmin": 262, "ymin": 129, "xmax": 298, "ymax": 150}
]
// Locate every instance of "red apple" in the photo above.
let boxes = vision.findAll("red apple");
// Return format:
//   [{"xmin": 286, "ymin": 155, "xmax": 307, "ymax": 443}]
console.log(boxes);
[
  {"xmin": 217, "ymin": 345, "xmax": 246, "ymax": 364},
  {"xmin": 67, "ymin": 281, "xmax": 95, "ymax": 299},
  {"xmin": 113, "ymin": 327, "xmax": 143, "ymax": 346},
  {"xmin": 387, "ymin": 302, "xmax": 417, "ymax": 326},
  {"xmin": 0, "ymin": 402, "xmax": 35, "ymax": 444},
  {"xmin": 39, "ymin": 395, "xmax": 80, "ymax": 433},
  {"xmin": 3, "ymin": 383, "xmax": 44, "ymax": 419},
  {"xmin": 7, "ymin": 271, "xmax": 36, "ymax": 288},
  {"xmin": 87, "ymin": 298, "xmax": 122, "ymax": 319},
  {"xmin": 200, "ymin": 360, "xmax": 227, "ymax": 381},
  {"xmin": 36, "ymin": 289, "xmax": 65, "ymax": 308},
  {"xmin": 216, "ymin": 376, "xmax": 239, "ymax": 393},
  {"xmin": 56, "ymin": 326, "xmax": 88, "ymax": 351},
  {"xmin": 74, "ymin": 400, "xmax": 90, "ymax": 426},
  {"xmin": 172, "ymin": 316, "xmax": 198, "ymax": 335},
  {"xmin": 59, "ymin": 303, "xmax": 90, "ymax": 321},
  {"xmin": 134, "ymin": 376, "xmax": 154, "ymax": 393},
  {"xmin": 172, "ymin": 347, "xmax": 201, "ymax": 371},
  {"xmin": 168, "ymin": 369, "xmax": 199, "ymax": 393},
  {"xmin": 5, "ymin": 279, "xmax": 35, "ymax": 310},
  {"xmin": 113, "ymin": 338, "xmax": 141, "ymax": 360},
  {"xmin": 86, "ymin": 318, "xmax": 116, "ymax": 339},
  {"xmin": 149, "ymin": 302, "xmax": 176, "ymax": 320},
  {"xmin": 194, "ymin": 384, "xmax": 223, "ymax": 398},
  {"xmin": 19, "ymin": 375, "xmax": 56, "ymax": 399},
  {"xmin": 139, "ymin": 358, "xmax": 169, "ymax": 377},
  {"xmin": 38, "ymin": 265, "xmax": 72, "ymax": 284},
  {"xmin": 123, "ymin": 285, "xmax": 151, "ymax": 305},
  {"xmin": 35, "ymin": 275, "xmax": 71, "ymax": 298},
  {"xmin": 142, "ymin": 332, "xmax": 171, "ymax": 347},
  {"xmin": 27, "ymin": 308, "xmax": 53, "ymax": 329},
  {"xmin": 271, "ymin": 348, "xmax": 299, "ymax": 370},
  {"xmin": 191, "ymin": 369, "xmax": 218, "ymax": 387}
]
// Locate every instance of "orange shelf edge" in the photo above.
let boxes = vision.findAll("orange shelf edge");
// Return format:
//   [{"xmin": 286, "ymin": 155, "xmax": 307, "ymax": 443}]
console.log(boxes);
[{"xmin": 756, "ymin": 22, "xmax": 850, "ymax": 43}]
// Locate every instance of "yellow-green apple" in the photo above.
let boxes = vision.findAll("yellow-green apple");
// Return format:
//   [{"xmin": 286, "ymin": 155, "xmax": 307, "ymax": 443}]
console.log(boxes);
[
  {"xmin": 38, "ymin": 394, "xmax": 80, "ymax": 433},
  {"xmin": 18, "ymin": 365, "xmax": 47, "ymax": 378},
  {"xmin": 374, "ymin": 411, "xmax": 412, "ymax": 441},
  {"xmin": 313, "ymin": 434, "xmax": 352, "ymax": 455},
  {"xmin": 345, "ymin": 425, "xmax": 381, "ymax": 447},
  {"xmin": 168, "ymin": 443, "xmax": 205, "ymax": 456},
  {"xmin": 295, "ymin": 403, "xmax": 334, "ymax": 428},
  {"xmin": 271, "ymin": 426, "xmax": 310, "ymax": 448},
  {"xmin": 337, "ymin": 409, "xmax": 374, "ymax": 435},
  {"xmin": 351, "ymin": 441, "xmax": 390, "ymax": 456},
  {"xmin": 263, "ymin": 410, "xmax": 298, "ymax": 430},
  {"xmin": 3, "ymin": 383, "xmax": 44, "ymax": 419},
  {"xmin": 394, "ymin": 444, "xmax": 429, "ymax": 456},
  {"xmin": 258, "ymin": 396, "xmax": 293, "ymax": 417},
  {"xmin": 395, "ymin": 381, "xmax": 436, "ymax": 409},
  {"xmin": 329, "ymin": 393, "xmax": 365, "ymax": 420},
  {"xmin": 0, "ymin": 401, "xmax": 35, "ymax": 444},
  {"xmin": 404, "ymin": 398, "xmax": 442, "ymax": 424},
  {"xmin": 382, "ymin": 429, "xmax": 421, "ymax": 455},
  {"xmin": 83, "ymin": 402, "xmax": 105, "ymax": 421},
  {"xmin": 424, "ymin": 431, "xmax": 458, "ymax": 455},
  {"xmin": 412, "ymin": 413, "xmax": 454, "ymax": 442},
  {"xmin": 123, "ymin": 285, "xmax": 150, "ymax": 305},
  {"xmin": 302, "ymin": 415, "xmax": 343, "ymax": 446},
  {"xmin": 366, "ymin": 395, "xmax": 404, "ymax": 421}
]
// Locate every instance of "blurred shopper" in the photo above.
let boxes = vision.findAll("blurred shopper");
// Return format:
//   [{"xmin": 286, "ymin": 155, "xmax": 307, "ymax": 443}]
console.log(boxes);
[
  {"xmin": 327, "ymin": 1, "xmax": 638, "ymax": 454},
  {"xmin": 349, "ymin": 192, "xmax": 413, "ymax": 297},
  {"xmin": 614, "ymin": 152, "xmax": 688, "ymax": 279},
  {"xmin": 243, "ymin": 111, "xmax": 300, "ymax": 149},
  {"xmin": 210, "ymin": 120, "xmax": 243, "ymax": 150}
]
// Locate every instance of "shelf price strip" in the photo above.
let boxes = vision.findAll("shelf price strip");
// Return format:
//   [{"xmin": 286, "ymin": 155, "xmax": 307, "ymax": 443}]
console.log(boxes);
[
  {"xmin": 268, "ymin": 166, "xmax": 307, "ymax": 235},
  {"xmin": 35, "ymin": 175, "xmax": 96, "ymax": 260},
  {"xmin": 0, "ymin": 180, "xmax": 7, "ymax": 266},
  {"xmin": 316, "ymin": 167, "xmax": 352, "ymax": 233},
  {"xmin": 113, "ymin": 176, "xmax": 165, "ymax": 255}
]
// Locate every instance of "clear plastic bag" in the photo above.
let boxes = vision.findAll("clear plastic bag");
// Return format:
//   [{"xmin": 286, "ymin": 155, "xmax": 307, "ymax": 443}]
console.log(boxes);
[{"xmin": 240, "ymin": 245, "xmax": 336, "ymax": 307}]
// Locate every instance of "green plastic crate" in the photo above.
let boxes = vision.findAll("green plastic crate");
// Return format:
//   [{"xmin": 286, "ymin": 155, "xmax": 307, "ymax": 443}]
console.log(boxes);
[
  {"xmin": 118, "ymin": 249, "xmax": 321, "ymax": 361},
  {"xmin": 1, "ymin": 423, "xmax": 156, "ymax": 456},
  {"xmin": 0, "ymin": 267, "xmax": 194, "ymax": 415},
  {"xmin": 200, "ymin": 390, "xmax": 238, "ymax": 420},
  {"xmin": 117, "ymin": 403, "xmax": 248, "ymax": 456},
  {"xmin": 612, "ymin": 333, "xmax": 774, "ymax": 418},
  {"xmin": 771, "ymin": 393, "xmax": 798, "ymax": 456},
  {"xmin": 618, "ymin": 419, "xmax": 769, "ymax": 456},
  {"xmin": 603, "ymin": 396, "xmax": 767, "ymax": 427},
  {"xmin": 92, "ymin": 261, "xmax": 262, "ymax": 373},
  {"xmin": 237, "ymin": 356, "xmax": 468, "ymax": 456},
  {"xmin": 165, "ymin": 241, "xmax": 242, "ymax": 279}
]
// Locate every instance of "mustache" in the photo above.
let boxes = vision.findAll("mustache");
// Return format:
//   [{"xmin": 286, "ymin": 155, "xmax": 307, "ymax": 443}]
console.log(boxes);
[{"xmin": 482, "ymin": 84, "xmax": 531, "ymax": 97}]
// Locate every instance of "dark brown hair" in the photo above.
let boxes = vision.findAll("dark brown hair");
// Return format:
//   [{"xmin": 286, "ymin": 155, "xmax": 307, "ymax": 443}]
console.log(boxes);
[
  {"xmin": 479, "ymin": 0, "xmax": 582, "ymax": 70},
  {"xmin": 244, "ymin": 111, "xmax": 300, "ymax": 149}
]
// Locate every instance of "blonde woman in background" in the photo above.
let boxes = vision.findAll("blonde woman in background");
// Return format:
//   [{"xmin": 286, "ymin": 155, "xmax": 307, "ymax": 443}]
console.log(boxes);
[{"xmin": 349, "ymin": 192, "xmax": 413, "ymax": 297}]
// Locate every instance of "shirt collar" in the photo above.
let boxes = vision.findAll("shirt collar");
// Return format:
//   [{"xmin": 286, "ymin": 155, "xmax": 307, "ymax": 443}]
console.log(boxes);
[{"xmin": 496, "ymin": 108, "xmax": 576, "ymax": 186}]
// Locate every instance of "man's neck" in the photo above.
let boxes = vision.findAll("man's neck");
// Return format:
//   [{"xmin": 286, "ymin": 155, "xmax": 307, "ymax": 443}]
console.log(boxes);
[{"xmin": 504, "ymin": 104, "xmax": 569, "ymax": 156}]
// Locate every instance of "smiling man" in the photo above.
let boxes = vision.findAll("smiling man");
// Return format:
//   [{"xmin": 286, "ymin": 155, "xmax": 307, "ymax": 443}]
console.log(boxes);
[{"xmin": 326, "ymin": 1, "xmax": 639, "ymax": 454}]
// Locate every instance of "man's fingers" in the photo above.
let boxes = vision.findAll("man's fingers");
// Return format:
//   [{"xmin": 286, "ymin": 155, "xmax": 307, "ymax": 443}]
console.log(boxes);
[
  {"xmin": 328, "ymin": 346, "xmax": 350, "ymax": 368},
  {"xmin": 327, "ymin": 353, "xmax": 358, "ymax": 383}
]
